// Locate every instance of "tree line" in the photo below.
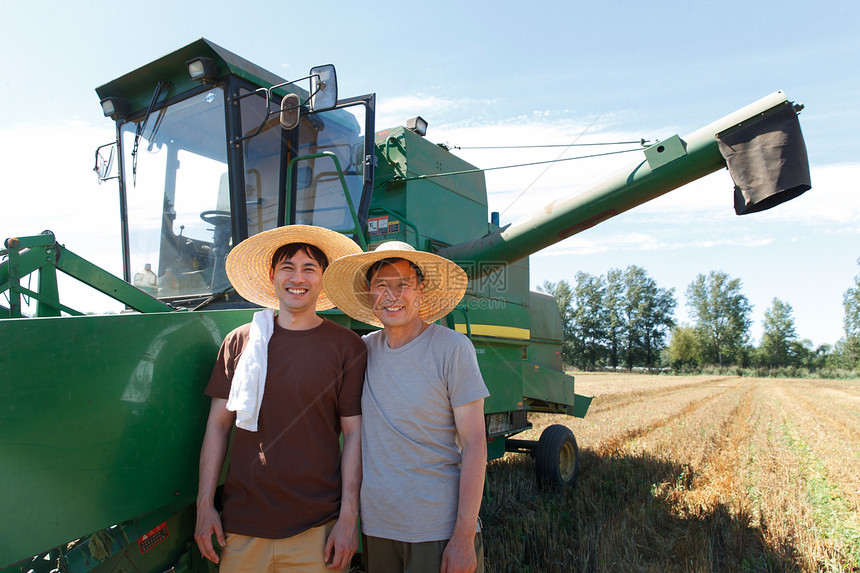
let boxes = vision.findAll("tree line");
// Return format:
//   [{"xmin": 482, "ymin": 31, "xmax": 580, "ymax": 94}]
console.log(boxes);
[{"xmin": 538, "ymin": 259, "xmax": 860, "ymax": 377}]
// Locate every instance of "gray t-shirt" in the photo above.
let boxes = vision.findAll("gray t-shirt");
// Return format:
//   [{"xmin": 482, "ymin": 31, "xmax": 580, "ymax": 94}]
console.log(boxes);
[{"xmin": 360, "ymin": 323, "xmax": 489, "ymax": 543}]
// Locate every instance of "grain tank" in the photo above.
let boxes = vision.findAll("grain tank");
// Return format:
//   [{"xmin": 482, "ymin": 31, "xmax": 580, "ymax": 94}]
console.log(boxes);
[{"xmin": 0, "ymin": 38, "xmax": 810, "ymax": 572}]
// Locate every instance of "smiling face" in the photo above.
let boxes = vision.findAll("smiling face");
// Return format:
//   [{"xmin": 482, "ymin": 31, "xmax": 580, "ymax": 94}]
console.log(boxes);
[
  {"xmin": 269, "ymin": 246, "xmax": 325, "ymax": 315},
  {"xmin": 367, "ymin": 259, "xmax": 425, "ymax": 331}
]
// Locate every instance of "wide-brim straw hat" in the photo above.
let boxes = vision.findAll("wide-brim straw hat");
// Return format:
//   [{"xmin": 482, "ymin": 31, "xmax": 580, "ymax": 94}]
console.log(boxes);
[
  {"xmin": 226, "ymin": 225, "xmax": 363, "ymax": 311},
  {"xmin": 323, "ymin": 241, "xmax": 468, "ymax": 328}
]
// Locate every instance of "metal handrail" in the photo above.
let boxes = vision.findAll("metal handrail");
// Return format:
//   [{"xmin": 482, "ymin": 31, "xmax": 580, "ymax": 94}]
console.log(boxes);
[
  {"xmin": 446, "ymin": 304, "xmax": 473, "ymax": 340},
  {"xmin": 285, "ymin": 151, "xmax": 368, "ymax": 250}
]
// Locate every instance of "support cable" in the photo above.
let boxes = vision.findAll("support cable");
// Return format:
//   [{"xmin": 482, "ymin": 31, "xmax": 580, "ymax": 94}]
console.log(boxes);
[
  {"xmin": 450, "ymin": 139, "xmax": 648, "ymax": 150},
  {"xmin": 391, "ymin": 147, "xmax": 641, "ymax": 184},
  {"xmin": 499, "ymin": 113, "xmax": 604, "ymax": 216}
]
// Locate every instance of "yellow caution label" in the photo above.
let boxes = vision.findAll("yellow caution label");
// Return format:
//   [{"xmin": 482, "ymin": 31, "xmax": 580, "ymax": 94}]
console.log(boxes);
[{"xmin": 453, "ymin": 324, "xmax": 531, "ymax": 340}]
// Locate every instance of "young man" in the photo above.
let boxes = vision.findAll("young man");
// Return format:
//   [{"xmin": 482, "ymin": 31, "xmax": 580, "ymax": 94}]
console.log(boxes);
[
  {"xmin": 323, "ymin": 241, "xmax": 489, "ymax": 573},
  {"xmin": 195, "ymin": 225, "xmax": 367, "ymax": 572}
]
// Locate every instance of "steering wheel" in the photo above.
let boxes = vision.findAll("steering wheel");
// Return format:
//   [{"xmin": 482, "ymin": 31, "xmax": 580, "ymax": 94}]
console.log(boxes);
[{"xmin": 200, "ymin": 210, "xmax": 231, "ymax": 226}]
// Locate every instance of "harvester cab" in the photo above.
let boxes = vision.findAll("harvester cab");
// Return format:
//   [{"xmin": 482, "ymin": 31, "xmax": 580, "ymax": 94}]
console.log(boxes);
[
  {"xmin": 94, "ymin": 39, "xmax": 375, "ymax": 309},
  {"xmin": 1, "ymin": 38, "xmax": 811, "ymax": 573}
]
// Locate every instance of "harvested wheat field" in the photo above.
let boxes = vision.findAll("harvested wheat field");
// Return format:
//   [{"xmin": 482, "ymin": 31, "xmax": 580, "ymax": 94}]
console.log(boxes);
[{"xmin": 481, "ymin": 373, "xmax": 860, "ymax": 572}]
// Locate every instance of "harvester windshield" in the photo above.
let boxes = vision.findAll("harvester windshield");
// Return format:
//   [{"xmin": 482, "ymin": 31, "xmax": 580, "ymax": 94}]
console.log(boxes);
[{"xmin": 121, "ymin": 87, "xmax": 230, "ymax": 298}]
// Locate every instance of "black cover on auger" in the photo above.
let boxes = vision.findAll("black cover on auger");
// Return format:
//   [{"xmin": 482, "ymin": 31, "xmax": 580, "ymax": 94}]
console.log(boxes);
[{"xmin": 717, "ymin": 102, "xmax": 811, "ymax": 215}]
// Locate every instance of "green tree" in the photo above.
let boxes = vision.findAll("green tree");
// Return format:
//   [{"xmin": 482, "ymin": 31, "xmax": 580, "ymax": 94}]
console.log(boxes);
[
  {"xmin": 843, "ymin": 257, "xmax": 860, "ymax": 367},
  {"xmin": 621, "ymin": 267, "xmax": 645, "ymax": 370},
  {"xmin": 667, "ymin": 325, "xmax": 701, "ymax": 370},
  {"xmin": 685, "ymin": 271, "xmax": 752, "ymax": 367},
  {"xmin": 760, "ymin": 298, "xmax": 798, "ymax": 367},
  {"xmin": 621, "ymin": 266, "xmax": 676, "ymax": 369},
  {"xmin": 788, "ymin": 339, "xmax": 824, "ymax": 370},
  {"xmin": 538, "ymin": 280, "xmax": 574, "ymax": 364},
  {"xmin": 571, "ymin": 272, "xmax": 606, "ymax": 370},
  {"xmin": 646, "ymin": 288, "xmax": 677, "ymax": 368},
  {"xmin": 809, "ymin": 343, "xmax": 833, "ymax": 370},
  {"xmin": 603, "ymin": 268, "xmax": 624, "ymax": 369}
]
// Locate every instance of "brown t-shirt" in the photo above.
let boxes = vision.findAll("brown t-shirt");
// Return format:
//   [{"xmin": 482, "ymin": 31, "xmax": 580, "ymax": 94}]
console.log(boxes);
[{"xmin": 205, "ymin": 317, "xmax": 366, "ymax": 539}]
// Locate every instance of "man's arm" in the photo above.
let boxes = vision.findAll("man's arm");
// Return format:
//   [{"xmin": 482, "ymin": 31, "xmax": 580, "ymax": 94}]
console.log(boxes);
[
  {"xmin": 194, "ymin": 397, "xmax": 235, "ymax": 564},
  {"xmin": 324, "ymin": 414, "xmax": 362, "ymax": 570},
  {"xmin": 442, "ymin": 398, "xmax": 487, "ymax": 573}
]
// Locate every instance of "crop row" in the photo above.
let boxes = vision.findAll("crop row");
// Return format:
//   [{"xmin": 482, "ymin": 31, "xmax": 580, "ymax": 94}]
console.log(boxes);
[{"xmin": 480, "ymin": 375, "xmax": 860, "ymax": 572}]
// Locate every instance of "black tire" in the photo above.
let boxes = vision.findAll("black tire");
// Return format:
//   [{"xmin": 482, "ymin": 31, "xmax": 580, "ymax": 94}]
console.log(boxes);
[{"xmin": 535, "ymin": 424, "xmax": 579, "ymax": 488}]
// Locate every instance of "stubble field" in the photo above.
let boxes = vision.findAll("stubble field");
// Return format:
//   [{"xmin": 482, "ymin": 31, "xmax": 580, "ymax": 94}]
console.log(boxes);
[{"xmin": 480, "ymin": 373, "xmax": 860, "ymax": 572}]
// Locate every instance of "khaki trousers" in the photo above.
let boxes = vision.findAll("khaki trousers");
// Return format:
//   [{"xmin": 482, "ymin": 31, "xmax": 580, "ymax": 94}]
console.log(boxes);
[{"xmin": 220, "ymin": 521, "xmax": 342, "ymax": 573}]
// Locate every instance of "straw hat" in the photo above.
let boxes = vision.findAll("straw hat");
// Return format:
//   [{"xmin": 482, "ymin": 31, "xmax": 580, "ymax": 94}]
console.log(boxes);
[
  {"xmin": 323, "ymin": 241, "xmax": 468, "ymax": 327},
  {"xmin": 226, "ymin": 225, "xmax": 363, "ymax": 310}
]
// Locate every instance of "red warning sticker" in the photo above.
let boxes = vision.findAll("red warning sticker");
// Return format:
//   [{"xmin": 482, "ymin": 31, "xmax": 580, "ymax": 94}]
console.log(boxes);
[{"xmin": 138, "ymin": 522, "xmax": 169, "ymax": 553}]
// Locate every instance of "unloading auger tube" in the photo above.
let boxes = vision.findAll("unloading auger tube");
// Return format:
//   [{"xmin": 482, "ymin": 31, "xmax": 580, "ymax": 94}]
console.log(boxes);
[{"xmin": 437, "ymin": 91, "xmax": 810, "ymax": 276}]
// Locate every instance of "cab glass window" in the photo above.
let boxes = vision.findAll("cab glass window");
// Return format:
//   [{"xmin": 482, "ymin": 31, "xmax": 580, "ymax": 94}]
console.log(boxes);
[
  {"xmin": 121, "ymin": 88, "xmax": 230, "ymax": 298},
  {"xmin": 294, "ymin": 105, "xmax": 365, "ymax": 232}
]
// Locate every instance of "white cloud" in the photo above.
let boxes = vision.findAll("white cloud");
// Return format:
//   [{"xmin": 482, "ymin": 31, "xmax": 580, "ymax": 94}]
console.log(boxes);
[
  {"xmin": 534, "ymin": 232, "xmax": 775, "ymax": 258},
  {"xmin": 376, "ymin": 94, "xmax": 459, "ymax": 132},
  {"xmin": 535, "ymin": 232, "xmax": 662, "ymax": 256},
  {"xmin": 760, "ymin": 163, "xmax": 860, "ymax": 223}
]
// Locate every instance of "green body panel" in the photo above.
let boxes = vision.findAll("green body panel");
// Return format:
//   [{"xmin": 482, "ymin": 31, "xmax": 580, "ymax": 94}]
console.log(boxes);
[
  {"xmin": 570, "ymin": 394, "xmax": 593, "ymax": 418},
  {"xmin": 486, "ymin": 436, "xmax": 506, "ymax": 460},
  {"xmin": 520, "ymin": 292, "xmax": 583, "ymax": 414},
  {"xmin": 0, "ymin": 309, "xmax": 254, "ymax": 567},
  {"xmin": 370, "ymin": 127, "xmax": 489, "ymax": 249},
  {"xmin": 522, "ymin": 365, "xmax": 575, "ymax": 409},
  {"xmin": 472, "ymin": 341, "xmax": 527, "ymax": 414},
  {"xmin": 462, "ymin": 261, "xmax": 532, "ymax": 414},
  {"xmin": 528, "ymin": 292, "xmax": 565, "ymax": 372}
]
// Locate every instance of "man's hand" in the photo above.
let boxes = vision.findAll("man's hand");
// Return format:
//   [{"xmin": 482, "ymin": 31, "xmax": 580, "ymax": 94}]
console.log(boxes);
[
  {"xmin": 442, "ymin": 398, "xmax": 486, "ymax": 573},
  {"xmin": 325, "ymin": 414, "xmax": 361, "ymax": 569},
  {"xmin": 441, "ymin": 533, "xmax": 478, "ymax": 573},
  {"xmin": 195, "ymin": 398, "xmax": 233, "ymax": 564},
  {"xmin": 323, "ymin": 515, "xmax": 358, "ymax": 570},
  {"xmin": 194, "ymin": 505, "xmax": 226, "ymax": 564}
]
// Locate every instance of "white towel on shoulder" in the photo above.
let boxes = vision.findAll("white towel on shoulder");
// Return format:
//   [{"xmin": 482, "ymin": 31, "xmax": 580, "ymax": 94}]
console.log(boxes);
[{"xmin": 226, "ymin": 309, "xmax": 275, "ymax": 431}]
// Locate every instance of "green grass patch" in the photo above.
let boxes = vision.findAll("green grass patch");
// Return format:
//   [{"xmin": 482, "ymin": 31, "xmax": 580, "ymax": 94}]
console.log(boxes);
[{"xmin": 780, "ymin": 418, "xmax": 860, "ymax": 569}]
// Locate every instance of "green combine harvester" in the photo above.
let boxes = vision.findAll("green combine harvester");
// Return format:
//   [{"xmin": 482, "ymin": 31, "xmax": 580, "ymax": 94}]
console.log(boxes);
[{"xmin": 1, "ymin": 39, "xmax": 810, "ymax": 572}]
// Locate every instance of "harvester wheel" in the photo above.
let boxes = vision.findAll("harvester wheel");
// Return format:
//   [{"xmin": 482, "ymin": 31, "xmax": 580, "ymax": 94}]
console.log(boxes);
[{"xmin": 535, "ymin": 424, "xmax": 579, "ymax": 488}]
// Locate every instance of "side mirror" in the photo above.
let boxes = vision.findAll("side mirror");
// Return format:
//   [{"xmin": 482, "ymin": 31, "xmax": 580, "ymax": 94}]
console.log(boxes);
[
  {"xmin": 309, "ymin": 65, "xmax": 337, "ymax": 112},
  {"xmin": 280, "ymin": 93, "xmax": 301, "ymax": 130},
  {"xmin": 93, "ymin": 141, "xmax": 117, "ymax": 184}
]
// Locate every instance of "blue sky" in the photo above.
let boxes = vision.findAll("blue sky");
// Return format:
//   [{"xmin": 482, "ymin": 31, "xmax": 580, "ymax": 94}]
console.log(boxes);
[{"xmin": 2, "ymin": 1, "xmax": 858, "ymax": 348}]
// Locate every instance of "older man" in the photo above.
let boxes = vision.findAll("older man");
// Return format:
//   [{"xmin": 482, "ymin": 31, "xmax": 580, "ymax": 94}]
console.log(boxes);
[{"xmin": 324, "ymin": 241, "xmax": 489, "ymax": 573}]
